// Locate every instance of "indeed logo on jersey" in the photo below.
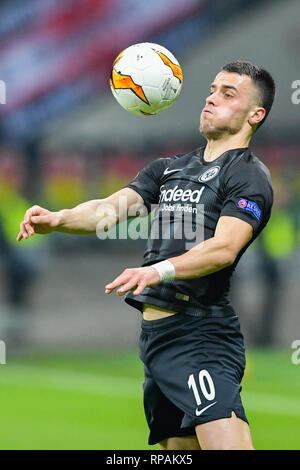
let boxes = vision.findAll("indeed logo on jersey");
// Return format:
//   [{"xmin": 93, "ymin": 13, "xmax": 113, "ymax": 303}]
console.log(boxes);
[
  {"xmin": 237, "ymin": 198, "xmax": 261, "ymax": 220},
  {"xmin": 159, "ymin": 185, "xmax": 205, "ymax": 204}
]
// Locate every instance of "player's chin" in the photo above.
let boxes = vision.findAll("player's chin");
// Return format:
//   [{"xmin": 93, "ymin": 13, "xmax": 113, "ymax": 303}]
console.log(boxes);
[
  {"xmin": 199, "ymin": 121, "xmax": 213, "ymax": 137},
  {"xmin": 200, "ymin": 121, "xmax": 225, "ymax": 140},
  {"xmin": 199, "ymin": 114, "xmax": 212, "ymax": 131}
]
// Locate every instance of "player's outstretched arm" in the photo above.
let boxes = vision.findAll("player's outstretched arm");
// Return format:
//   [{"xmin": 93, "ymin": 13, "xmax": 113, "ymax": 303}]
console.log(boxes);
[
  {"xmin": 105, "ymin": 216, "xmax": 253, "ymax": 296},
  {"xmin": 17, "ymin": 187, "xmax": 144, "ymax": 242},
  {"xmin": 168, "ymin": 216, "xmax": 253, "ymax": 279}
]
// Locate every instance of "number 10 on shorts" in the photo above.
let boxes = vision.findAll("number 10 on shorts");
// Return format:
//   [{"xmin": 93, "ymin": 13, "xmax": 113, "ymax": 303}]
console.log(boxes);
[{"xmin": 188, "ymin": 370, "xmax": 217, "ymax": 416}]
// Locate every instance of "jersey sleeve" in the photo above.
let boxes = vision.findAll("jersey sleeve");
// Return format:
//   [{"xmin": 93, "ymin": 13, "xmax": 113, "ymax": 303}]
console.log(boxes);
[
  {"xmin": 220, "ymin": 161, "xmax": 273, "ymax": 235},
  {"xmin": 126, "ymin": 157, "xmax": 169, "ymax": 212}
]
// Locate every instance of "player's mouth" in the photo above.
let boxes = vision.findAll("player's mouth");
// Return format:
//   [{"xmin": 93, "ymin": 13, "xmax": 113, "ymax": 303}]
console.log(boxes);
[{"xmin": 203, "ymin": 108, "xmax": 213, "ymax": 115}]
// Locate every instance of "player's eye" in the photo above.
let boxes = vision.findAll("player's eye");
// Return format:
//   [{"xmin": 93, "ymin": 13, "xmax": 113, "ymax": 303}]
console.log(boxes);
[{"xmin": 224, "ymin": 92, "xmax": 234, "ymax": 98}]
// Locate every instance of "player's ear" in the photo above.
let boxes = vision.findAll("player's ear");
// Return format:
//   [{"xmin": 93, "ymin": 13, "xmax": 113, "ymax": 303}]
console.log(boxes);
[{"xmin": 248, "ymin": 106, "xmax": 265, "ymax": 127}]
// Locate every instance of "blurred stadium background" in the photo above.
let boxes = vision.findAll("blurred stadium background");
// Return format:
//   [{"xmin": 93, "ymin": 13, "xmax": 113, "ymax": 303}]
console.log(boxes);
[{"xmin": 0, "ymin": 0, "xmax": 299, "ymax": 450}]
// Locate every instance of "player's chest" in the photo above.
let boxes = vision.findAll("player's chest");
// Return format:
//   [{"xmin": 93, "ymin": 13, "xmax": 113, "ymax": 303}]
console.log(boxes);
[{"xmin": 158, "ymin": 166, "xmax": 224, "ymax": 209}]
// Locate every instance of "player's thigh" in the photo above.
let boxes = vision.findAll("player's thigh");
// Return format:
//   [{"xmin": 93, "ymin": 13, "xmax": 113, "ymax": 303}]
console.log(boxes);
[
  {"xmin": 195, "ymin": 411, "xmax": 254, "ymax": 450},
  {"xmin": 159, "ymin": 436, "xmax": 201, "ymax": 450}
]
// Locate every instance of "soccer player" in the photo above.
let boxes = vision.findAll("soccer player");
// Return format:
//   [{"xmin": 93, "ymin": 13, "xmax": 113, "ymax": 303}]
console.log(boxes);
[{"xmin": 17, "ymin": 61, "xmax": 275, "ymax": 450}]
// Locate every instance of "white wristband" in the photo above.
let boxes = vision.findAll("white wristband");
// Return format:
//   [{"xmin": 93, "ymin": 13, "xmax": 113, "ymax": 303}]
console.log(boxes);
[{"xmin": 152, "ymin": 260, "xmax": 176, "ymax": 281}]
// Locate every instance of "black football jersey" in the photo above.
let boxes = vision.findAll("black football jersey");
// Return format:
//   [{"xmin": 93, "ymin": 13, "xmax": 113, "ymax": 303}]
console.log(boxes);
[{"xmin": 124, "ymin": 146, "xmax": 273, "ymax": 316}]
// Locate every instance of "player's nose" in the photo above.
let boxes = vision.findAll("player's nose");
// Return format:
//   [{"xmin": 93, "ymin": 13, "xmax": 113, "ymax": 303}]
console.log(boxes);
[
  {"xmin": 206, "ymin": 93, "xmax": 217, "ymax": 106},
  {"xmin": 205, "ymin": 90, "xmax": 220, "ymax": 106}
]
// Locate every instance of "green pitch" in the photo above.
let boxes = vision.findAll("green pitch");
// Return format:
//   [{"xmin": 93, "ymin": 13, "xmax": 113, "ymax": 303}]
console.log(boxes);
[{"xmin": 0, "ymin": 349, "xmax": 299, "ymax": 450}]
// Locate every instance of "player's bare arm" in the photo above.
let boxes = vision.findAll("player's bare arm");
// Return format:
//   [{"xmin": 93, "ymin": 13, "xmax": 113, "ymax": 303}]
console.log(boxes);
[
  {"xmin": 170, "ymin": 215, "xmax": 253, "ymax": 278},
  {"xmin": 17, "ymin": 187, "xmax": 144, "ymax": 241},
  {"xmin": 105, "ymin": 215, "xmax": 253, "ymax": 296}
]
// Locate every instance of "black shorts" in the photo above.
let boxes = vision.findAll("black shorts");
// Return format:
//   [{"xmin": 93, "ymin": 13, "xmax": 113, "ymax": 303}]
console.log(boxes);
[{"xmin": 139, "ymin": 312, "xmax": 248, "ymax": 445}]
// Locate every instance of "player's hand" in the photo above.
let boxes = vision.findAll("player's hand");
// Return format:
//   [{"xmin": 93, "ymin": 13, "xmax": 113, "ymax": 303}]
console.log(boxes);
[
  {"xmin": 17, "ymin": 205, "xmax": 61, "ymax": 241},
  {"xmin": 105, "ymin": 267, "xmax": 161, "ymax": 296}
]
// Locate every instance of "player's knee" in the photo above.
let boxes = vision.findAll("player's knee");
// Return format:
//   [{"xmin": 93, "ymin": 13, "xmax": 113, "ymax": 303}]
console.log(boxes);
[
  {"xmin": 159, "ymin": 439, "xmax": 168, "ymax": 450},
  {"xmin": 159, "ymin": 436, "xmax": 201, "ymax": 450}
]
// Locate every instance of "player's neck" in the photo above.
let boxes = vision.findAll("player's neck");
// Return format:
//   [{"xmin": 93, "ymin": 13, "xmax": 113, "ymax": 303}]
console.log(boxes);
[{"xmin": 203, "ymin": 134, "xmax": 251, "ymax": 162}]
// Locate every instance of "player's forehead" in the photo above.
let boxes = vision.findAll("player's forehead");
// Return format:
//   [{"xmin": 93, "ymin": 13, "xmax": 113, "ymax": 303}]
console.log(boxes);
[{"xmin": 211, "ymin": 71, "xmax": 254, "ymax": 97}]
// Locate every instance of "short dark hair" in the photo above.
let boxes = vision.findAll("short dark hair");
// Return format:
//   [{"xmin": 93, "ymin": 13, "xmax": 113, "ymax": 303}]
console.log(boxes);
[{"xmin": 221, "ymin": 61, "xmax": 276, "ymax": 130}]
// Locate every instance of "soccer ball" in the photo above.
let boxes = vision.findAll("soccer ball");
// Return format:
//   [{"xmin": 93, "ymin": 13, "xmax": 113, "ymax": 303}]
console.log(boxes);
[{"xmin": 109, "ymin": 43, "xmax": 183, "ymax": 116}]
